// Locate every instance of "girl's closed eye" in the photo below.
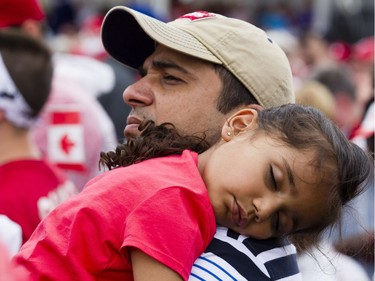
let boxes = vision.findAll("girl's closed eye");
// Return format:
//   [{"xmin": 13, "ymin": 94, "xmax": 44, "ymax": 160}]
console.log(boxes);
[{"xmin": 269, "ymin": 165, "xmax": 278, "ymax": 190}]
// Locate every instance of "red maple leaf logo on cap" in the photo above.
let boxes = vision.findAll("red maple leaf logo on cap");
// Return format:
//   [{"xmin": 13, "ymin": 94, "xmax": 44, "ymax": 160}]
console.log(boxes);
[{"xmin": 178, "ymin": 11, "xmax": 216, "ymax": 21}]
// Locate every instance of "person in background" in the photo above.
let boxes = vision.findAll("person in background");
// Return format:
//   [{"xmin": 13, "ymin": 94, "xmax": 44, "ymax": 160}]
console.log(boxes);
[
  {"xmin": 334, "ymin": 49, "xmax": 374, "ymax": 277},
  {"xmin": 295, "ymin": 80, "xmax": 335, "ymax": 120},
  {"xmin": 299, "ymin": 31, "xmax": 337, "ymax": 72},
  {"xmin": 337, "ymin": 100, "xmax": 374, "ymax": 278},
  {"xmin": 0, "ymin": 29, "xmax": 77, "ymax": 244},
  {"xmin": 61, "ymin": 10, "xmax": 138, "ymax": 142},
  {"xmin": 0, "ymin": 241, "xmax": 25, "ymax": 281},
  {"xmin": 308, "ymin": 64, "xmax": 363, "ymax": 139},
  {"xmin": 0, "ymin": 0, "xmax": 118, "ymax": 191},
  {"xmin": 12, "ymin": 103, "xmax": 373, "ymax": 281},
  {"xmin": 0, "ymin": 215, "xmax": 22, "ymax": 257}
]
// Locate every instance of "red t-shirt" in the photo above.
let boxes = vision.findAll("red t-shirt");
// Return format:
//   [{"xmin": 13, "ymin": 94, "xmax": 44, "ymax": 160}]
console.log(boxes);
[
  {"xmin": 13, "ymin": 150, "xmax": 216, "ymax": 281},
  {"xmin": 0, "ymin": 159, "xmax": 76, "ymax": 243}
]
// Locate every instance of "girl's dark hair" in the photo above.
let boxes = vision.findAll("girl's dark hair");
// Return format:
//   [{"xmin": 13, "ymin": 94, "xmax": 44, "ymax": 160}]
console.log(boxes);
[
  {"xmin": 100, "ymin": 104, "xmax": 373, "ymax": 252},
  {"xmin": 99, "ymin": 121, "xmax": 209, "ymax": 170}
]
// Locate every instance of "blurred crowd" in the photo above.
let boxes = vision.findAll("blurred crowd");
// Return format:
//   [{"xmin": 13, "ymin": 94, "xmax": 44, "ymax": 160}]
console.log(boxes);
[{"xmin": 0, "ymin": 0, "xmax": 373, "ymax": 280}]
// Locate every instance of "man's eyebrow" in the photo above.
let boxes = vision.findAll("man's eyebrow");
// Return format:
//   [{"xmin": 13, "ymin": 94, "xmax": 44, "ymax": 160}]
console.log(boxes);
[{"xmin": 152, "ymin": 59, "xmax": 190, "ymax": 74}]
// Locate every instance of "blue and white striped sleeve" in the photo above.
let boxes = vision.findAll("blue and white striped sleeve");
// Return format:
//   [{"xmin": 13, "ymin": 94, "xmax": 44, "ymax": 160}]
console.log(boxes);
[{"xmin": 189, "ymin": 227, "xmax": 302, "ymax": 281}]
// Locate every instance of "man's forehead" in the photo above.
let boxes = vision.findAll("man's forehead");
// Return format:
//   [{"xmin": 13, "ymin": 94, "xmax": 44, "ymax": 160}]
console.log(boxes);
[{"xmin": 149, "ymin": 44, "xmax": 214, "ymax": 66}]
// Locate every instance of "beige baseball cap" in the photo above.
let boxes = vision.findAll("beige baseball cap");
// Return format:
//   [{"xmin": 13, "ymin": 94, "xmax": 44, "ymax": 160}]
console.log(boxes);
[{"xmin": 101, "ymin": 7, "xmax": 295, "ymax": 108}]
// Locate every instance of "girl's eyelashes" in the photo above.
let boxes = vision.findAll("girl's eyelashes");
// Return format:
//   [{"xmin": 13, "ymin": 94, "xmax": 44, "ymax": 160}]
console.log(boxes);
[{"xmin": 269, "ymin": 165, "xmax": 278, "ymax": 190}]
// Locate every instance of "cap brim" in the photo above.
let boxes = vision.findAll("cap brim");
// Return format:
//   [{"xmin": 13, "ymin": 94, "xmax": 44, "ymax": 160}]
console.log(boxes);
[
  {"xmin": 101, "ymin": 7, "xmax": 155, "ymax": 69},
  {"xmin": 101, "ymin": 6, "xmax": 220, "ymax": 69}
]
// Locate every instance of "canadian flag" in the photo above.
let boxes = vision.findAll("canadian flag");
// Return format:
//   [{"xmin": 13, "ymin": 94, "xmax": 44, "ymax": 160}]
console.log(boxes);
[{"xmin": 47, "ymin": 107, "xmax": 85, "ymax": 171}]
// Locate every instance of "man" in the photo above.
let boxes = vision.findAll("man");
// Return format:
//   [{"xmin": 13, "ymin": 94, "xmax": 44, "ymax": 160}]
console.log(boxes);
[{"xmin": 101, "ymin": 7, "xmax": 301, "ymax": 280}]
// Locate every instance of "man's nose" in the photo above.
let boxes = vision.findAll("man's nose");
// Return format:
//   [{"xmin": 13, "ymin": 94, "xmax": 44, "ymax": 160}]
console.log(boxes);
[{"xmin": 123, "ymin": 78, "xmax": 153, "ymax": 107}]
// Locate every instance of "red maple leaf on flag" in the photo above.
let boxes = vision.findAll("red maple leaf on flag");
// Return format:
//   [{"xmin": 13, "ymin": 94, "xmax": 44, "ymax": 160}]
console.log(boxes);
[{"xmin": 60, "ymin": 134, "xmax": 75, "ymax": 155}]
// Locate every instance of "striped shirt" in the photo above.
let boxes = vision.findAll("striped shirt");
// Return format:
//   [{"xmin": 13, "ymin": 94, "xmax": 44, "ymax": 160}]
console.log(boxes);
[{"xmin": 190, "ymin": 227, "xmax": 302, "ymax": 281}]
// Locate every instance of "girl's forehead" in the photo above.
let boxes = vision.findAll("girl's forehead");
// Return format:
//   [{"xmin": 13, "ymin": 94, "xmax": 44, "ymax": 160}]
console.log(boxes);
[{"xmin": 291, "ymin": 150, "xmax": 331, "ymax": 184}]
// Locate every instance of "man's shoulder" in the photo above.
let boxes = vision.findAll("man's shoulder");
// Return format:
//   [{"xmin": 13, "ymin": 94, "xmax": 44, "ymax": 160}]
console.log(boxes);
[{"xmin": 190, "ymin": 227, "xmax": 302, "ymax": 281}]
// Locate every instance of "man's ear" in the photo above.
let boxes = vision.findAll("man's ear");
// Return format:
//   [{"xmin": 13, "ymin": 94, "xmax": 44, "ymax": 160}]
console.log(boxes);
[{"xmin": 221, "ymin": 107, "xmax": 260, "ymax": 141}]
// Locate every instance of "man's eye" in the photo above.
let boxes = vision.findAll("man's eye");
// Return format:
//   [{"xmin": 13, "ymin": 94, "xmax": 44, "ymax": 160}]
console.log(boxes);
[
  {"xmin": 269, "ymin": 165, "xmax": 278, "ymax": 190},
  {"xmin": 163, "ymin": 75, "xmax": 180, "ymax": 81}
]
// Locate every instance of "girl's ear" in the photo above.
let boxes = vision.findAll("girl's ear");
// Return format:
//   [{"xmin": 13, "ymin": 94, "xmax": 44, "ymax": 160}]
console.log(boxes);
[{"xmin": 221, "ymin": 106, "xmax": 260, "ymax": 141}]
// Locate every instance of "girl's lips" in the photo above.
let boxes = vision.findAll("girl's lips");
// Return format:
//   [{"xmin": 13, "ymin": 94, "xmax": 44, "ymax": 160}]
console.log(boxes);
[{"xmin": 232, "ymin": 199, "xmax": 248, "ymax": 228}]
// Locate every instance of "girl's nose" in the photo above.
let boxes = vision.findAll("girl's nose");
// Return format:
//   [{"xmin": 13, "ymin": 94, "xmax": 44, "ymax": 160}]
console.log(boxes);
[{"xmin": 253, "ymin": 196, "xmax": 280, "ymax": 222}]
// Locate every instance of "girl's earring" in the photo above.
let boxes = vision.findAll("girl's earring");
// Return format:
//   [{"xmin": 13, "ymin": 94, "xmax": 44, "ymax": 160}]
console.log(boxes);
[{"xmin": 227, "ymin": 132, "xmax": 231, "ymax": 136}]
